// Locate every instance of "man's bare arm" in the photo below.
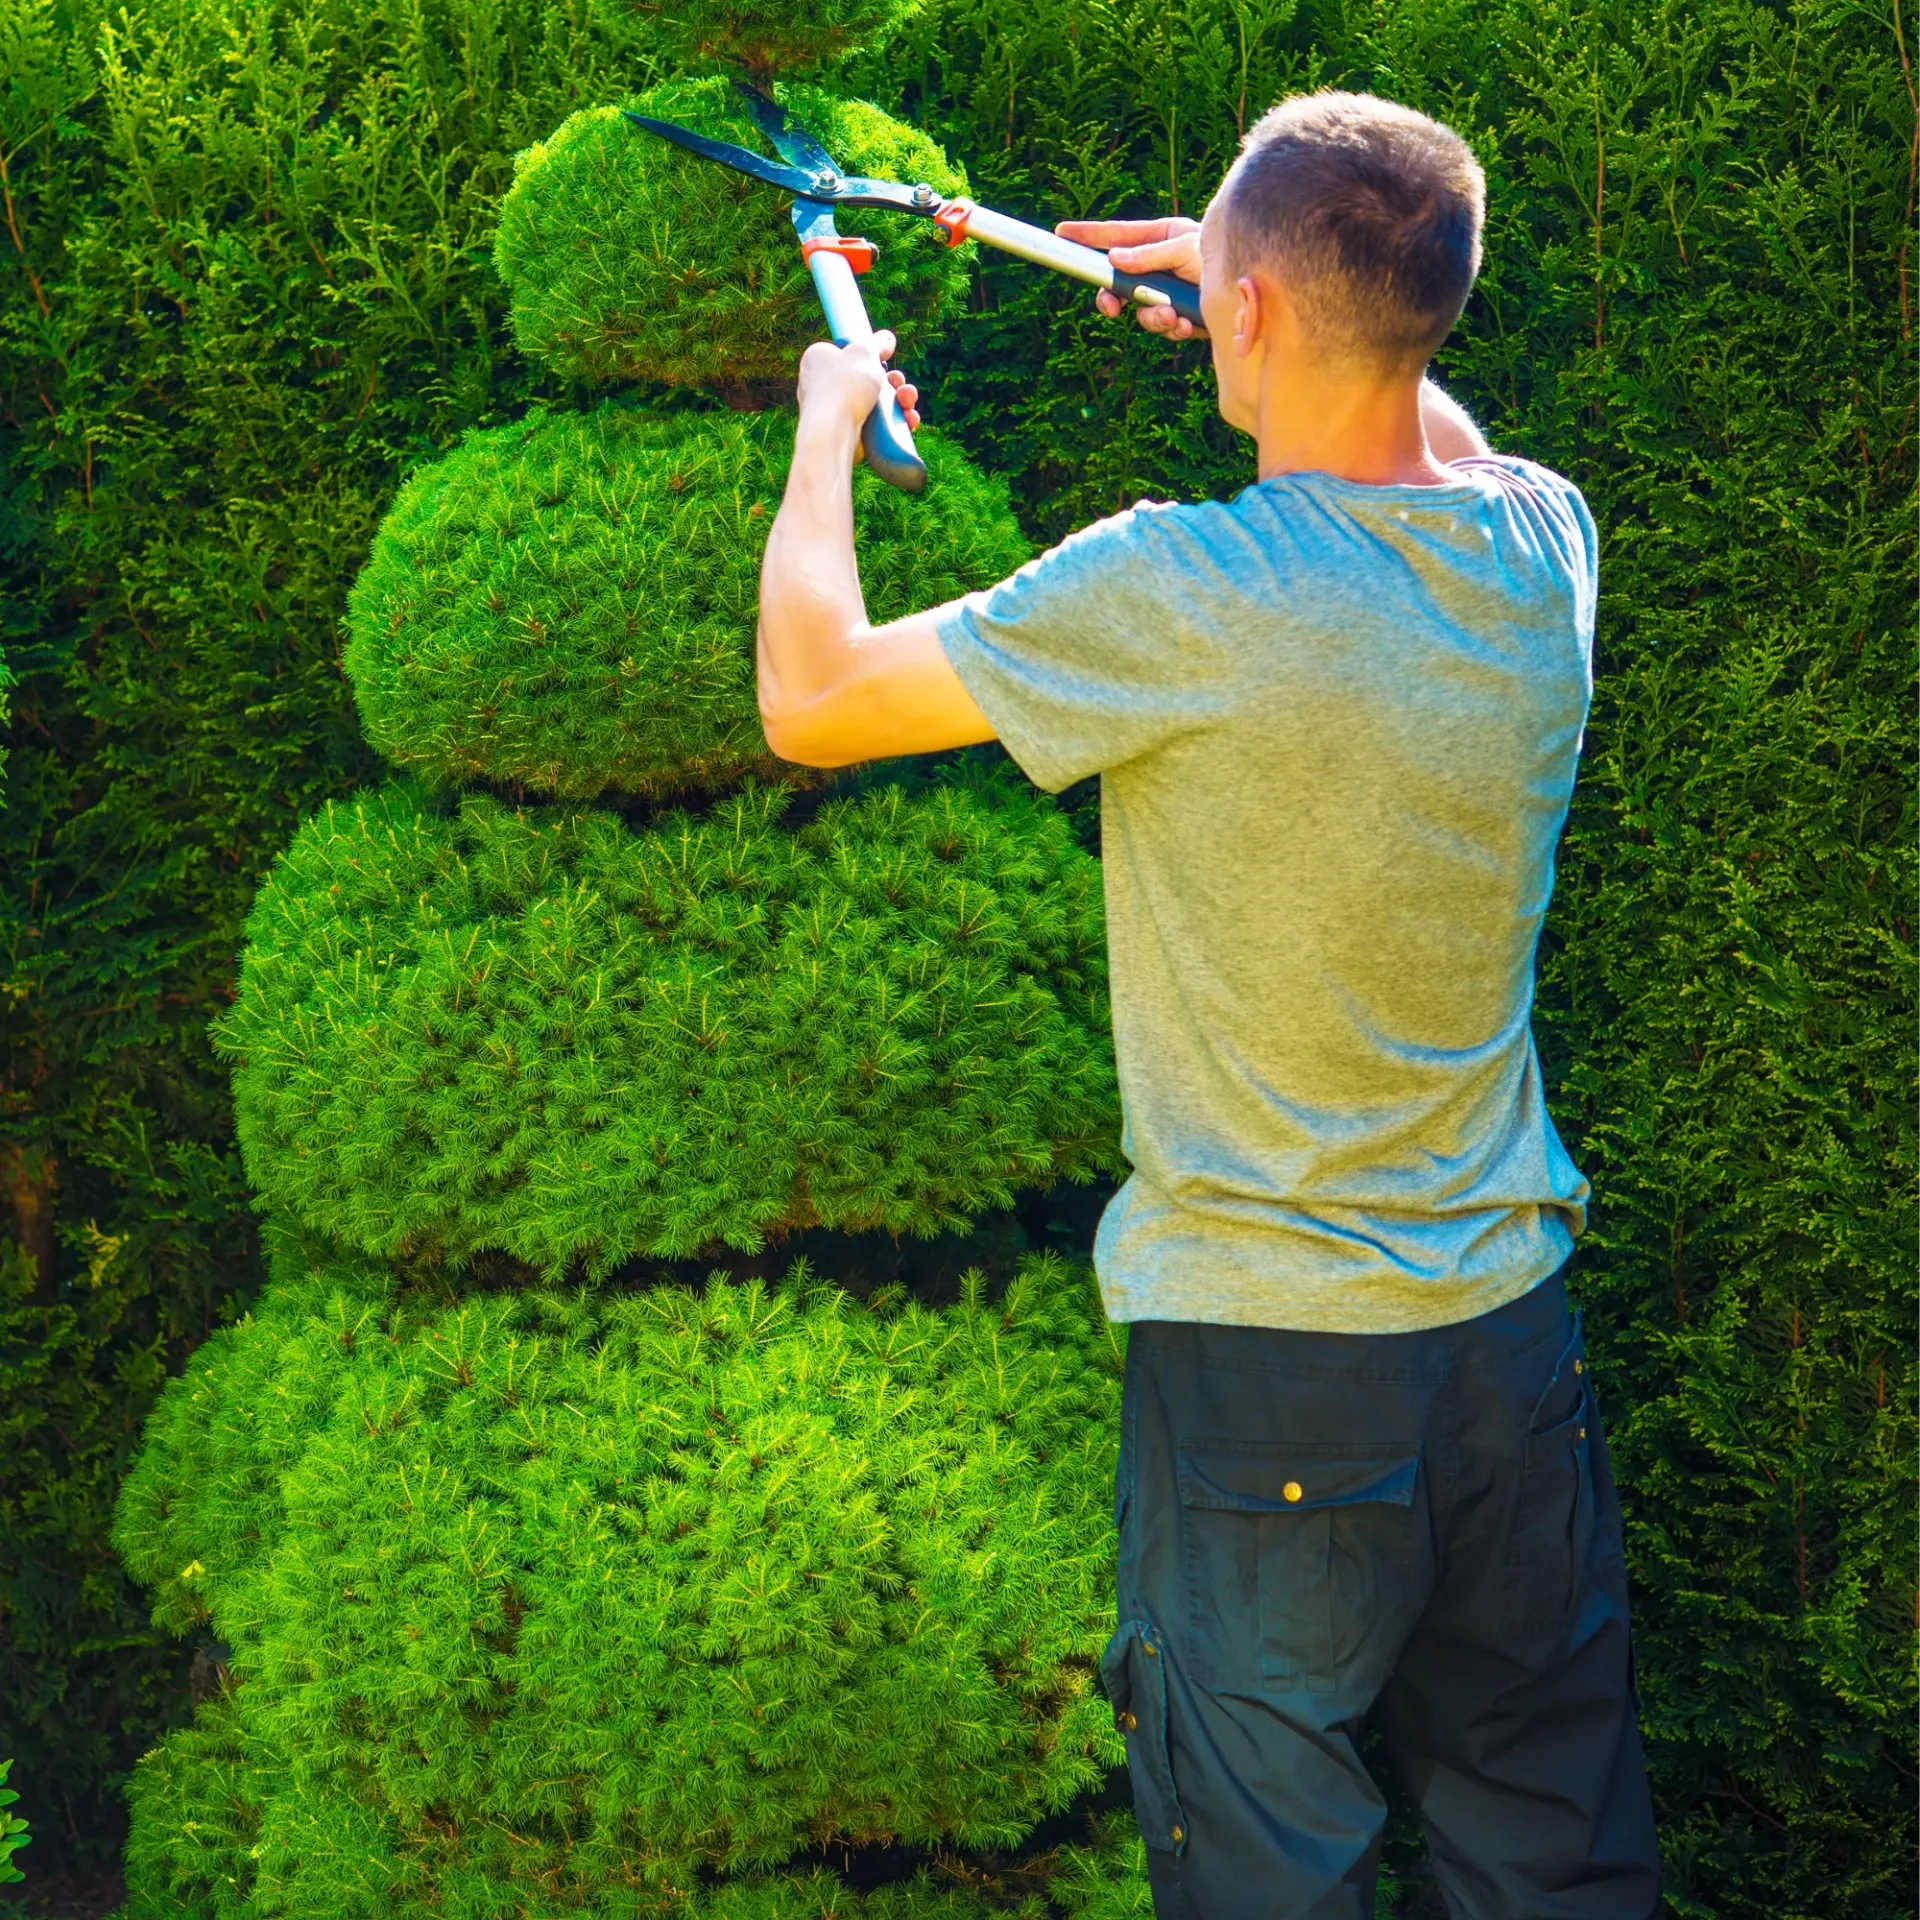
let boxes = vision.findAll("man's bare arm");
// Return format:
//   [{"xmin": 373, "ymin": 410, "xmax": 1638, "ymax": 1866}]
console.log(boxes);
[
  {"xmin": 1419, "ymin": 379, "xmax": 1491, "ymax": 461},
  {"xmin": 756, "ymin": 333, "xmax": 995, "ymax": 769}
]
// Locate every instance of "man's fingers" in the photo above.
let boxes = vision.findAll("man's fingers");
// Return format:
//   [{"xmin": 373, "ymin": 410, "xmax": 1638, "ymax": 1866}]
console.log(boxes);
[
  {"xmin": 795, "ymin": 333, "xmax": 919, "ymax": 452},
  {"xmin": 881, "ymin": 362, "xmax": 922, "ymax": 430},
  {"xmin": 1089, "ymin": 285, "xmax": 1206, "ymax": 337},
  {"xmin": 1055, "ymin": 216, "xmax": 1197, "ymax": 248},
  {"xmin": 1056, "ymin": 217, "xmax": 1203, "ymax": 342},
  {"xmin": 1109, "ymin": 237, "xmax": 1202, "ymax": 279},
  {"xmin": 1134, "ymin": 301, "xmax": 1197, "ymax": 338}
]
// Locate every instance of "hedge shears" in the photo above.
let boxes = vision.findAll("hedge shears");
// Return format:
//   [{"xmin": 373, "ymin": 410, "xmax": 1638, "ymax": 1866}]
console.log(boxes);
[{"xmin": 625, "ymin": 85, "xmax": 1204, "ymax": 494}]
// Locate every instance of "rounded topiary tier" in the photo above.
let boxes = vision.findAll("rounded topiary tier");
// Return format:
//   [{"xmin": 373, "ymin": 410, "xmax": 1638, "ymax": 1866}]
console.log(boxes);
[
  {"xmin": 496, "ymin": 78, "xmax": 973, "ymax": 391},
  {"xmin": 346, "ymin": 408, "xmax": 1028, "ymax": 799},
  {"xmin": 221, "ymin": 773, "xmax": 1115, "ymax": 1272},
  {"xmin": 116, "ymin": 0, "xmax": 1142, "ymax": 1907},
  {"xmin": 116, "ymin": 1237, "xmax": 1139, "ymax": 1916}
]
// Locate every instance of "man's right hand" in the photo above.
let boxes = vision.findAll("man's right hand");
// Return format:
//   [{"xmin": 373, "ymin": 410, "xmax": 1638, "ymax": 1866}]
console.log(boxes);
[{"xmin": 1055, "ymin": 216, "xmax": 1204, "ymax": 338}]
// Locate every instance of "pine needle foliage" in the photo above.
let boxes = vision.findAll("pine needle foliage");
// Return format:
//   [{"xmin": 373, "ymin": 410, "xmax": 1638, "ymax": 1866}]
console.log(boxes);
[
  {"xmin": 0, "ymin": 1757, "xmax": 29, "ymax": 1885},
  {"xmin": 217, "ymin": 770, "xmax": 1118, "ymax": 1273},
  {"xmin": 93, "ymin": 0, "xmax": 1129, "ymax": 1890},
  {"xmin": 114, "ymin": 1236, "xmax": 1129, "ymax": 1905},
  {"xmin": 346, "ymin": 407, "xmax": 1030, "ymax": 800},
  {"xmin": 496, "ymin": 78, "xmax": 973, "ymax": 391},
  {"xmin": 128, "ymin": 1675, "xmax": 1144, "ymax": 1920}
]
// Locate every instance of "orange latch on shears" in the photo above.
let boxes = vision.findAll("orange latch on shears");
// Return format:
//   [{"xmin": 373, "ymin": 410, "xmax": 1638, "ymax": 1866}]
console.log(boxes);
[
  {"xmin": 800, "ymin": 233, "xmax": 877, "ymax": 274},
  {"xmin": 932, "ymin": 201, "xmax": 974, "ymax": 248}
]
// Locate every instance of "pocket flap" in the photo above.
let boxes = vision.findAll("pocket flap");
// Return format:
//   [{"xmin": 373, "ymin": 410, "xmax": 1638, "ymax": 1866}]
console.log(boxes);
[
  {"xmin": 1525, "ymin": 1401, "xmax": 1590, "ymax": 1462},
  {"xmin": 1527, "ymin": 1308, "xmax": 1587, "ymax": 1432},
  {"xmin": 1098, "ymin": 1620, "xmax": 1137, "ymax": 1715},
  {"xmin": 1178, "ymin": 1441, "xmax": 1420, "ymax": 1512}
]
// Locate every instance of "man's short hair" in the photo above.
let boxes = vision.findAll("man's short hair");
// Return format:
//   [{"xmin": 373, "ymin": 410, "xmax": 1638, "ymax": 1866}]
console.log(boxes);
[{"xmin": 1220, "ymin": 91, "xmax": 1486, "ymax": 370}]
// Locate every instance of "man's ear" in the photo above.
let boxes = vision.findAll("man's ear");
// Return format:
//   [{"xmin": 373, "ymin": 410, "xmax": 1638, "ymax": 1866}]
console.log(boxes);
[{"xmin": 1232, "ymin": 274, "xmax": 1261, "ymax": 357}]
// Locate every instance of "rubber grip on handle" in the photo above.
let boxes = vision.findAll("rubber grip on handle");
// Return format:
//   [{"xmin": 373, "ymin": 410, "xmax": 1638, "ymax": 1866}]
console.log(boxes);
[
  {"xmin": 805, "ymin": 246, "xmax": 928, "ymax": 495},
  {"xmin": 1111, "ymin": 268, "xmax": 1204, "ymax": 329},
  {"xmin": 861, "ymin": 387, "xmax": 928, "ymax": 494}
]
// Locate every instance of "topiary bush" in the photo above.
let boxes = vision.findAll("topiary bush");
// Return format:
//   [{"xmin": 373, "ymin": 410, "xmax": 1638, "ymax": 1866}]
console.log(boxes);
[
  {"xmin": 126, "ymin": 1659, "xmax": 1142, "ymax": 1920},
  {"xmin": 496, "ymin": 76, "xmax": 973, "ymax": 391},
  {"xmin": 111, "ymin": 0, "xmax": 1140, "ymax": 1907},
  {"xmin": 345, "ymin": 407, "xmax": 1027, "ymax": 798}
]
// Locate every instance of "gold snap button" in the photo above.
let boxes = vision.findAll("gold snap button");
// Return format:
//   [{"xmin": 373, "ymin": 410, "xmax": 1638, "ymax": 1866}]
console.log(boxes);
[
  {"xmin": 1120, "ymin": 1711, "xmax": 1138, "ymax": 1731},
  {"xmin": 1574, "ymin": 1359, "xmax": 1584, "ymax": 1374},
  {"xmin": 1170, "ymin": 1825, "xmax": 1185, "ymax": 1844},
  {"xmin": 1142, "ymin": 1640, "xmax": 1158, "ymax": 1656},
  {"xmin": 1578, "ymin": 1427, "xmax": 1587, "ymax": 1439},
  {"xmin": 1283, "ymin": 1480, "xmax": 1303, "ymax": 1503}
]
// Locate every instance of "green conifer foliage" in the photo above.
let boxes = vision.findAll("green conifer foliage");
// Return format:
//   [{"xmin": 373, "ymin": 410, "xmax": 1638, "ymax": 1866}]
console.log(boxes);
[
  {"xmin": 218, "ymin": 772, "xmax": 1117, "ymax": 1271},
  {"xmin": 0, "ymin": 1757, "xmax": 28, "ymax": 1886},
  {"xmin": 115, "ymin": 1238, "xmax": 1128, "ymax": 1910},
  {"xmin": 7, "ymin": 0, "xmax": 1898, "ymax": 1895},
  {"xmin": 126, "ymin": 1678, "xmax": 1143, "ymax": 1920},
  {"xmin": 109, "ymin": 0, "xmax": 1137, "ymax": 1895},
  {"xmin": 602, "ymin": 0, "xmax": 927, "ymax": 79},
  {"xmin": 496, "ymin": 78, "xmax": 973, "ymax": 391},
  {"xmin": 346, "ymin": 408, "xmax": 1028, "ymax": 799}
]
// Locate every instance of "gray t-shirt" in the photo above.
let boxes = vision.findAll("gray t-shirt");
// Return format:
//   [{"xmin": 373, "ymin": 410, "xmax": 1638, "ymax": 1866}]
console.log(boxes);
[{"xmin": 936, "ymin": 455, "xmax": 1596, "ymax": 1334}]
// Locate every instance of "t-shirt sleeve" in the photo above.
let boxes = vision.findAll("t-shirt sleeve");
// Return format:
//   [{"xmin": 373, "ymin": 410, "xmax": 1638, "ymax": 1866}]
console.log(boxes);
[
  {"xmin": 1450, "ymin": 454, "xmax": 1599, "ymax": 656},
  {"xmin": 934, "ymin": 501, "xmax": 1234, "ymax": 793}
]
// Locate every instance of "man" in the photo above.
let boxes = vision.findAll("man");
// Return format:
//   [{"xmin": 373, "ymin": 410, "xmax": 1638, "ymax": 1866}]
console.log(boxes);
[{"xmin": 756, "ymin": 90, "xmax": 1661, "ymax": 1920}]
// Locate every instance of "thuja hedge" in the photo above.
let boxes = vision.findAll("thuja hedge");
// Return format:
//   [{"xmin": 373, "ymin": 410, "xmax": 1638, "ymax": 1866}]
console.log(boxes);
[
  {"xmin": 0, "ymin": 0, "xmax": 1910, "ymax": 1907},
  {"xmin": 0, "ymin": 0, "xmax": 648, "ymax": 1867}
]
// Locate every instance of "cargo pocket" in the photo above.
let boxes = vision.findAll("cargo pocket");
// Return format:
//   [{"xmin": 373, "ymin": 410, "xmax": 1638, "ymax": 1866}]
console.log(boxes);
[
  {"xmin": 1178, "ymin": 1442, "xmax": 1421, "ymax": 1694},
  {"xmin": 1100, "ymin": 1619, "xmax": 1188, "ymax": 1855},
  {"xmin": 1502, "ymin": 1313, "xmax": 1598, "ymax": 1645}
]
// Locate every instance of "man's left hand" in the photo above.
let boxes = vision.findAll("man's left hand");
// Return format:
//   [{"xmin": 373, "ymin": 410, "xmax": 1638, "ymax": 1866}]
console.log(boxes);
[{"xmin": 1055, "ymin": 217, "xmax": 1206, "ymax": 339}]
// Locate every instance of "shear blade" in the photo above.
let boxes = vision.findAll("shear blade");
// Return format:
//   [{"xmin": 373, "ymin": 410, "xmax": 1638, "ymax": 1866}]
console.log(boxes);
[
  {"xmin": 620, "ymin": 112, "xmax": 815, "ymax": 195},
  {"xmin": 735, "ymin": 82, "xmax": 840, "ymax": 178},
  {"xmin": 625, "ymin": 104, "xmax": 930, "ymax": 217}
]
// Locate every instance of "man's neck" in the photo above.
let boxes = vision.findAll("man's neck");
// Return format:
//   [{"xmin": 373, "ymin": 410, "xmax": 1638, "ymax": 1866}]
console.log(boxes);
[{"xmin": 1253, "ymin": 358, "xmax": 1455, "ymax": 488}]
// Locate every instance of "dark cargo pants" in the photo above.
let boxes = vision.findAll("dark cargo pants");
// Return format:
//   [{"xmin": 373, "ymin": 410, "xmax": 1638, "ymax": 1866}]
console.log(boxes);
[{"xmin": 1100, "ymin": 1270, "xmax": 1661, "ymax": 1920}]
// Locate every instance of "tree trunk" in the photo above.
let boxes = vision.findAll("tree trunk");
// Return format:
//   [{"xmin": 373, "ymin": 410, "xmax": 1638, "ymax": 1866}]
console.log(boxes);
[{"xmin": 1, "ymin": 1141, "xmax": 59, "ymax": 1293}]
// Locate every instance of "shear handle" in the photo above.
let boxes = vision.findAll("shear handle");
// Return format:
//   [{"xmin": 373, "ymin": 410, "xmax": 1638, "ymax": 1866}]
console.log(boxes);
[
  {"xmin": 944, "ymin": 202, "xmax": 1205, "ymax": 328},
  {"xmin": 804, "ymin": 244, "xmax": 928, "ymax": 495}
]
